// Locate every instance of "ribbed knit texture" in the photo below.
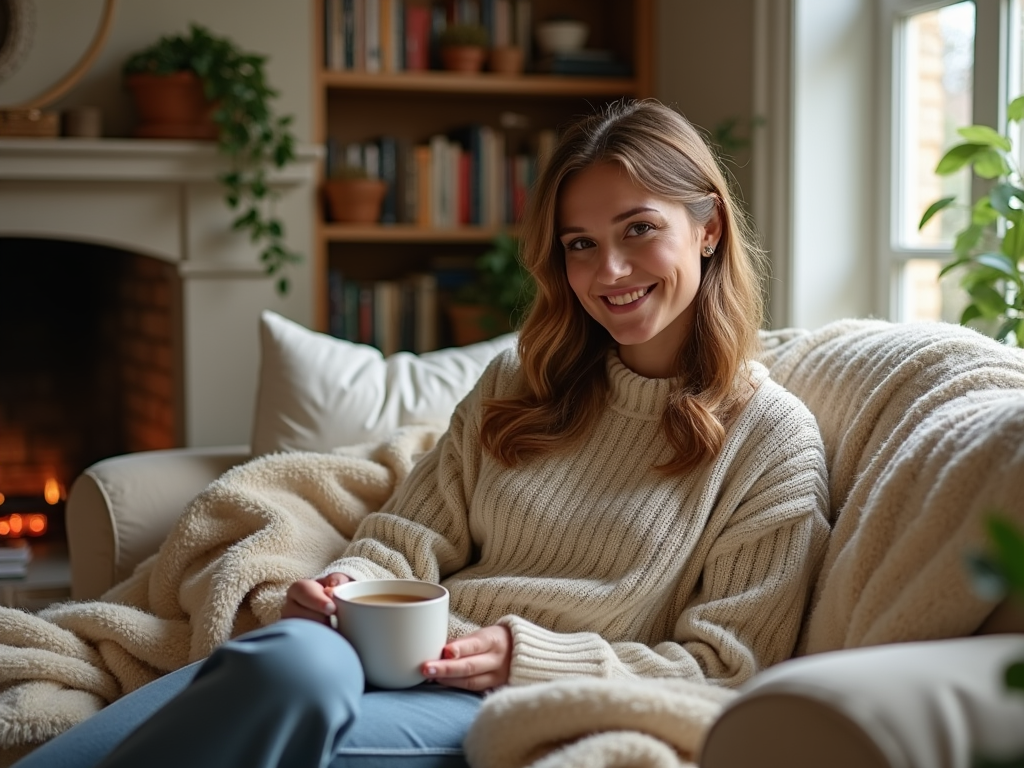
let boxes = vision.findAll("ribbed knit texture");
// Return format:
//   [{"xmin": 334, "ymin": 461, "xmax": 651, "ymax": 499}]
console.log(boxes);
[{"xmin": 328, "ymin": 349, "xmax": 830, "ymax": 688}]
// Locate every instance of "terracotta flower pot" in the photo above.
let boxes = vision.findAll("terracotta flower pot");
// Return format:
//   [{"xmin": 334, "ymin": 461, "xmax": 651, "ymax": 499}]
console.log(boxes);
[
  {"xmin": 126, "ymin": 71, "xmax": 219, "ymax": 140},
  {"xmin": 440, "ymin": 46, "xmax": 486, "ymax": 74},
  {"xmin": 489, "ymin": 46, "xmax": 524, "ymax": 75},
  {"xmin": 324, "ymin": 178, "xmax": 388, "ymax": 223}
]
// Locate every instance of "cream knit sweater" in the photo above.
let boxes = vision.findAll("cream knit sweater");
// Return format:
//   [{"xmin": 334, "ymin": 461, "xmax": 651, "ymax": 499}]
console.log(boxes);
[{"xmin": 327, "ymin": 349, "xmax": 830, "ymax": 688}]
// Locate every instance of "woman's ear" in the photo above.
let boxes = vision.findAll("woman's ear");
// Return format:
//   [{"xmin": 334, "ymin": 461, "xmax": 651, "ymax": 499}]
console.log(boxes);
[{"xmin": 702, "ymin": 206, "xmax": 723, "ymax": 253}]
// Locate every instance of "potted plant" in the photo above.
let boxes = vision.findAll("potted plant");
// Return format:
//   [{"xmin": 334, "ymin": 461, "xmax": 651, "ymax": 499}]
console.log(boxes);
[
  {"xmin": 446, "ymin": 233, "xmax": 534, "ymax": 345},
  {"xmin": 123, "ymin": 24, "xmax": 300, "ymax": 295},
  {"xmin": 323, "ymin": 165, "xmax": 387, "ymax": 224},
  {"xmin": 918, "ymin": 95, "xmax": 1024, "ymax": 346},
  {"xmin": 437, "ymin": 23, "xmax": 489, "ymax": 74}
]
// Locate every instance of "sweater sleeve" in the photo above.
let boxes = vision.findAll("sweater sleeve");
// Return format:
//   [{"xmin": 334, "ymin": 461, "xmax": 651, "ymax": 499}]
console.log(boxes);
[
  {"xmin": 500, "ymin": 402, "xmax": 830, "ymax": 688},
  {"xmin": 318, "ymin": 352, "xmax": 507, "ymax": 585}
]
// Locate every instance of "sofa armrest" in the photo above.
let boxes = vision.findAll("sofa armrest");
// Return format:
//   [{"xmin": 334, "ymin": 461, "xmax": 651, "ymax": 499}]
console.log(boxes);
[
  {"xmin": 700, "ymin": 635, "xmax": 1024, "ymax": 768},
  {"xmin": 66, "ymin": 446, "xmax": 251, "ymax": 600}
]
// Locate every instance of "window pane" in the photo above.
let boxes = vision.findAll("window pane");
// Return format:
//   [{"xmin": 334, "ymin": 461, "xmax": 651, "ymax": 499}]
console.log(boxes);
[
  {"xmin": 899, "ymin": 2, "xmax": 975, "ymax": 249},
  {"xmin": 902, "ymin": 258, "xmax": 968, "ymax": 322}
]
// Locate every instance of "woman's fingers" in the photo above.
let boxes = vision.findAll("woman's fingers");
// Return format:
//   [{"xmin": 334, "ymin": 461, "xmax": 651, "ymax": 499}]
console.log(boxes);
[
  {"xmin": 425, "ymin": 625, "xmax": 512, "ymax": 690},
  {"xmin": 281, "ymin": 574, "xmax": 351, "ymax": 621}
]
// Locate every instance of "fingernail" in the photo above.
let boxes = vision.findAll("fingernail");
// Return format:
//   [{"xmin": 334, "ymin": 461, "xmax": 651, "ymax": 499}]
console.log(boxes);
[
  {"xmin": 425, "ymin": 665, "xmax": 437, "ymax": 676},
  {"xmin": 324, "ymin": 602, "xmax": 336, "ymax": 614}
]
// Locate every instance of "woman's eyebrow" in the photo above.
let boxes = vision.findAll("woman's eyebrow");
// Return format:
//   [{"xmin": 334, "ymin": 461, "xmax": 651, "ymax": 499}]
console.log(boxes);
[{"xmin": 557, "ymin": 207, "xmax": 659, "ymax": 237}]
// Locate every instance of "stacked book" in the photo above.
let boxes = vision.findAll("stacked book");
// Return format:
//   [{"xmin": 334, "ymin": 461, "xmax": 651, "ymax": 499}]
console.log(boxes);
[
  {"xmin": 0, "ymin": 540, "xmax": 31, "ymax": 579},
  {"xmin": 329, "ymin": 269, "xmax": 440, "ymax": 355},
  {"xmin": 325, "ymin": 125, "xmax": 555, "ymax": 227},
  {"xmin": 324, "ymin": 0, "xmax": 534, "ymax": 73}
]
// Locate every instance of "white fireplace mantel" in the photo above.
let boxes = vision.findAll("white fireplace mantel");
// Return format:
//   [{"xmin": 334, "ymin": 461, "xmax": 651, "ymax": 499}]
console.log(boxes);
[{"xmin": 0, "ymin": 138, "xmax": 322, "ymax": 448}]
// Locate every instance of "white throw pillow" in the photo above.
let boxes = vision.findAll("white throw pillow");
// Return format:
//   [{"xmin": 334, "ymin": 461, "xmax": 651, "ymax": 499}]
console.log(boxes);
[{"xmin": 251, "ymin": 310, "xmax": 517, "ymax": 455}]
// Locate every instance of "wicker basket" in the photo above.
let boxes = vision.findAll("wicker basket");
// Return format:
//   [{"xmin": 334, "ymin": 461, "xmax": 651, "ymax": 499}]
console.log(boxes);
[{"xmin": 0, "ymin": 109, "xmax": 60, "ymax": 138}]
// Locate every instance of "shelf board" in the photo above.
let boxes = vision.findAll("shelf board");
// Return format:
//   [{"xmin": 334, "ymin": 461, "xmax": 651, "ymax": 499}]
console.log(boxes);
[
  {"xmin": 321, "ymin": 223, "xmax": 509, "ymax": 243},
  {"xmin": 319, "ymin": 69, "xmax": 639, "ymax": 97}
]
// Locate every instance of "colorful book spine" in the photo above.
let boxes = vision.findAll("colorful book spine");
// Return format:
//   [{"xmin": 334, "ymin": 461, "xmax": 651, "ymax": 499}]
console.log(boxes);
[
  {"xmin": 365, "ymin": 0, "xmax": 382, "ymax": 73},
  {"xmin": 404, "ymin": 2, "xmax": 431, "ymax": 70},
  {"xmin": 377, "ymin": 135, "xmax": 399, "ymax": 224}
]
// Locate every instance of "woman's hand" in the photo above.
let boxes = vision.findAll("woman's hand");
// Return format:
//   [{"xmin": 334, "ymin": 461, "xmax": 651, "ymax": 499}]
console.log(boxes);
[
  {"xmin": 281, "ymin": 573, "xmax": 352, "ymax": 623},
  {"xmin": 423, "ymin": 625, "xmax": 512, "ymax": 692}
]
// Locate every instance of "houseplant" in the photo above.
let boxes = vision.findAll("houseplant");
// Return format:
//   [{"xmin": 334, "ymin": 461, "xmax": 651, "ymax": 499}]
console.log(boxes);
[
  {"xmin": 437, "ymin": 23, "xmax": 489, "ymax": 73},
  {"xmin": 970, "ymin": 515, "xmax": 1024, "ymax": 768},
  {"xmin": 123, "ymin": 24, "xmax": 300, "ymax": 295},
  {"xmin": 446, "ymin": 233, "xmax": 534, "ymax": 345},
  {"xmin": 323, "ymin": 164, "xmax": 387, "ymax": 224},
  {"xmin": 918, "ymin": 95, "xmax": 1024, "ymax": 346}
]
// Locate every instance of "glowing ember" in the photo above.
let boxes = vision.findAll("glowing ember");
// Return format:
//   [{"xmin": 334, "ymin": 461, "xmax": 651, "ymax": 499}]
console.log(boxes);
[
  {"xmin": 8, "ymin": 514, "xmax": 22, "ymax": 536},
  {"xmin": 27, "ymin": 514, "xmax": 47, "ymax": 535},
  {"xmin": 0, "ymin": 521, "xmax": 8, "ymax": 536},
  {"xmin": 43, "ymin": 478, "xmax": 61, "ymax": 505}
]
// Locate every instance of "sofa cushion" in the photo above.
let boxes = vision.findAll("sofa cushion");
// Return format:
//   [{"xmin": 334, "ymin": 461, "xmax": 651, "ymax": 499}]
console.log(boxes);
[{"xmin": 251, "ymin": 311, "xmax": 517, "ymax": 455}]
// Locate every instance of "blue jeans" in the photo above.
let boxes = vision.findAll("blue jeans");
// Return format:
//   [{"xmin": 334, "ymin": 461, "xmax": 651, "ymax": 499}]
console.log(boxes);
[{"xmin": 12, "ymin": 620, "xmax": 482, "ymax": 768}]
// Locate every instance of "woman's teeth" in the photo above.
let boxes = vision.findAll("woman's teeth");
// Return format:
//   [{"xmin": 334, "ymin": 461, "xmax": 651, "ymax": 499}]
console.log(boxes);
[{"xmin": 606, "ymin": 287, "xmax": 649, "ymax": 306}]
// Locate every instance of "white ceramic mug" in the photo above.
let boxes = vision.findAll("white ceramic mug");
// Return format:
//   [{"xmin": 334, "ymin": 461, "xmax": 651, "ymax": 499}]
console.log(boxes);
[{"xmin": 332, "ymin": 579, "xmax": 449, "ymax": 689}]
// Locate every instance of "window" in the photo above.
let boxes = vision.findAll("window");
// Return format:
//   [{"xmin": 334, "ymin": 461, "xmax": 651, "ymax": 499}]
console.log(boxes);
[{"xmin": 881, "ymin": 0, "xmax": 1020, "ymax": 322}]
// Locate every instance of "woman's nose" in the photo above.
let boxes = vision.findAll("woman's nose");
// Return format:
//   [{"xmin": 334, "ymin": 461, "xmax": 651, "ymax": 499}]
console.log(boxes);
[{"xmin": 595, "ymin": 246, "xmax": 631, "ymax": 281}]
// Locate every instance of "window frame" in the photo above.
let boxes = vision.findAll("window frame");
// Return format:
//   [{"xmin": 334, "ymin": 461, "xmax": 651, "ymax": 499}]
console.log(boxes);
[{"xmin": 877, "ymin": 0, "xmax": 1013, "ymax": 320}]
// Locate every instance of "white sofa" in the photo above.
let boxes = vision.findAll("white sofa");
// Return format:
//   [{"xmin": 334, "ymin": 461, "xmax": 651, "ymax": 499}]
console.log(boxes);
[{"xmin": 66, "ymin": 311, "xmax": 1024, "ymax": 768}]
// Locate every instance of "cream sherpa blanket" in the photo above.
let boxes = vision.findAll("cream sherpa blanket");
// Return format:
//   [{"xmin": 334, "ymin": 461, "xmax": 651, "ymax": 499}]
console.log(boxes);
[
  {"xmin": 2, "ymin": 319, "xmax": 1023, "ymax": 768},
  {"xmin": 0, "ymin": 425, "xmax": 443, "ymax": 765}
]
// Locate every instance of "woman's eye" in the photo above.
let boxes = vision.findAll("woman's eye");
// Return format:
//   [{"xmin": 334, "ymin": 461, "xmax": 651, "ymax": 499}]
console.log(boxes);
[
  {"xmin": 627, "ymin": 222, "xmax": 654, "ymax": 237},
  {"xmin": 564, "ymin": 238, "xmax": 594, "ymax": 251}
]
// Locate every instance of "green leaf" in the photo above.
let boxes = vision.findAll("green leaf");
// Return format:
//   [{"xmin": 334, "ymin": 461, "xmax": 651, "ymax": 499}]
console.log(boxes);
[
  {"xmin": 968, "ymin": 283, "xmax": 1010, "ymax": 317},
  {"xmin": 954, "ymin": 224, "xmax": 984, "ymax": 257},
  {"xmin": 919, "ymin": 196, "xmax": 957, "ymax": 229},
  {"xmin": 987, "ymin": 517, "xmax": 1024, "ymax": 592},
  {"xmin": 1006, "ymin": 661, "xmax": 1024, "ymax": 692},
  {"xmin": 972, "ymin": 197, "xmax": 1000, "ymax": 226},
  {"xmin": 1002, "ymin": 225, "xmax": 1023, "ymax": 260},
  {"xmin": 975, "ymin": 252, "xmax": 1023, "ymax": 280},
  {"xmin": 961, "ymin": 303, "xmax": 984, "ymax": 324},
  {"xmin": 936, "ymin": 143, "xmax": 987, "ymax": 175},
  {"xmin": 974, "ymin": 148, "xmax": 1013, "ymax": 179},
  {"xmin": 958, "ymin": 125, "xmax": 1013, "ymax": 152},
  {"xmin": 996, "ymin": 317, "xmax": 1022, "ymax": 343},
  {"xmin": 1010, "ymin": 96, "xmax": 1024, "ymax": 122},
  {"xmin": 939, "ymin": 256, "xmax": 971, "ymax": 277}
]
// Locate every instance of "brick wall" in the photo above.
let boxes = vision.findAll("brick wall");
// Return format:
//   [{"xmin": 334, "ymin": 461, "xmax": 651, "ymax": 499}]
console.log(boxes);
[{"xmin": 0, "ymin": 239, "xmax": 180, "ymax": 531}]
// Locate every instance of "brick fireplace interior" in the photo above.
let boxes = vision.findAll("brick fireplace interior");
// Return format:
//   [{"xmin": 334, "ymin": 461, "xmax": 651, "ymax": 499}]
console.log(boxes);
[{"xmin": 0, "ymin": 238, "xmax": 182, "ymax": 542}]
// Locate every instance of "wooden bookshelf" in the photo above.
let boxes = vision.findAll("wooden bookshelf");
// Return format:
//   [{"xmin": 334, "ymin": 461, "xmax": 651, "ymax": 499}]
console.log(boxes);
[{"xmin": 311, "ymin": 0, "xmax": 655, "ymax": 342}]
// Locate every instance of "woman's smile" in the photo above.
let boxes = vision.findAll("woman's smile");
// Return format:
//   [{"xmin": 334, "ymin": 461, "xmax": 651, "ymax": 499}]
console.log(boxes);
[{"xmin": 557, "ymin": 161, "xmax": 719, "ymax": 378}]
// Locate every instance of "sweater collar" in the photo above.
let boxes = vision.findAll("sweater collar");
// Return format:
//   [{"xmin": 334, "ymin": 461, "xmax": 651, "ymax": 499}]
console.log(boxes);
[{"xmin": 606, "ymin": 349, "xmax": 680, "ymax": 418}]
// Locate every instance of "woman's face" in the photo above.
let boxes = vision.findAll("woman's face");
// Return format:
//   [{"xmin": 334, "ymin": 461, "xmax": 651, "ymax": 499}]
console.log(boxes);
[{"xmin": 557, "ymin": 161, "xmax": 719, "ymax": 378}]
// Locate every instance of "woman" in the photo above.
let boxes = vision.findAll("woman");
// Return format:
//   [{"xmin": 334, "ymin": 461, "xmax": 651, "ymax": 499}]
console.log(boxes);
[{"xmin": 15, "ymin": 99, "xmax": 829, "ymax": 768}]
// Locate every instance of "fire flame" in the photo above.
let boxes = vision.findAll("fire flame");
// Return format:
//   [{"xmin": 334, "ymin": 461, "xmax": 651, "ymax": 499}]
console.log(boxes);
[{"xmin": 44, "ymin": 478, "xmax": 61, "ymax": 505}]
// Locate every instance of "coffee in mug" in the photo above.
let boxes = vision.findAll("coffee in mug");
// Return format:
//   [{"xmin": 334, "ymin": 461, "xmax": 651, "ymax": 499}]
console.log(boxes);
[{"xmin": 331, "ymin": 579, "xmax": 449, "ymax": 689}]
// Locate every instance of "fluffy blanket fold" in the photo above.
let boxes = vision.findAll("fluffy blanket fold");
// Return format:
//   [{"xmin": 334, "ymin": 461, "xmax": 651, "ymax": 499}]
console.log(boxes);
[
  {"xmin": 1, "ymin": 319, "xmax": 1023, "ymax": 768},
  {"xmin": 0, "ymin": 425, "xmax": 442, "ymax": 764}
]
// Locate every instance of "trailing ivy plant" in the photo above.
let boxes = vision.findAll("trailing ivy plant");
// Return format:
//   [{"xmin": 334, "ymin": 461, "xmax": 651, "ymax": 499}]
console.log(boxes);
[
  {"xmin": 969, "ymin": 514, "xmax": 1024, "ymax": 768},
  {"xmin": 124, "ymin": 24, "xmax": 300, "ymax": 295},
  {"xmin": 919, "ymin": 96, "xmax": 1024, "ymax": 346}
]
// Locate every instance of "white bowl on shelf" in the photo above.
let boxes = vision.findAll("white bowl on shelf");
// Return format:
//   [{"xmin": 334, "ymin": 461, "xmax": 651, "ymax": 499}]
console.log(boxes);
[{"xmin": 535, "ymin": 20, "xmax": 589, "ymax": 55}]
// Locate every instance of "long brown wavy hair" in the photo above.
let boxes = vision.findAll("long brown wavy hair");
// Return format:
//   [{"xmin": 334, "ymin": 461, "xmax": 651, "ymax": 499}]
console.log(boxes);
[{"xmin": 480, "ymin": 99, "xmax": 767, "ymax": 474}]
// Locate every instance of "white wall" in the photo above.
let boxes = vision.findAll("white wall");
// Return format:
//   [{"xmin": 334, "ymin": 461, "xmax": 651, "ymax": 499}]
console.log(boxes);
[
  {"xmin": 0, "ymin": 0, "xmax": 317, "ymax": 448},
  {"xmin": 790, "ymin": 0, "xmax": 876, "ymax": 329}
]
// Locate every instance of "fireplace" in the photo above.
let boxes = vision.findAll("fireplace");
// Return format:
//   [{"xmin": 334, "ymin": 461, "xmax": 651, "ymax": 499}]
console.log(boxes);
[
  {"xmin": 0, "ymin": 137, "xmax": 319, "ymax": 514},
  {"xmin": 0, "ymin": 237, "xmax": 182, "ymax": 540}
]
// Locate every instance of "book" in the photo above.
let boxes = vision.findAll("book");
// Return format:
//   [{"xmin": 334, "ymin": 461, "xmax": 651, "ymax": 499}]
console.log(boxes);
[
  {"xmin": 374, "ymin": 280, "xmax": 402, "ymax": 356},
  {"xmin": 408, "ymin": 272, "xmax": 439, "ymax": 352},
  {"xmin": 377, "ymin": 135, "xmax": 399, "ymax": 224},
  {"xmin": 0, "ymin": 541, "xmax": 31, "ymax": 562},
  {"xmin": 413, "ymin": 143, "xmax": 432, "ymax": 227},
  {"xmin": 404, "ymin": 2, "xmax": 431, "ymax": 71},
  {"xmin": 365, "ymin": 0, "xmax": 382, "ymax": 73}
]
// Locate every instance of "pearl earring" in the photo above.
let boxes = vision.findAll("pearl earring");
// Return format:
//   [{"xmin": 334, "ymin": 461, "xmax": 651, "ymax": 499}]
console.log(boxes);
[{"xmin": 702, "ymin": 245, "xmax": 715, "ymax": 257}]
